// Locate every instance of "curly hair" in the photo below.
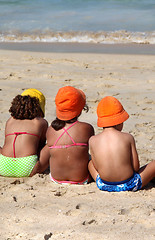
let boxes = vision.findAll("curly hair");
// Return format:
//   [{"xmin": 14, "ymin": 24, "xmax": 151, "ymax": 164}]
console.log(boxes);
[{"xmin": 9, "ymin": 95, "xmax": 44, "ymax": 119}]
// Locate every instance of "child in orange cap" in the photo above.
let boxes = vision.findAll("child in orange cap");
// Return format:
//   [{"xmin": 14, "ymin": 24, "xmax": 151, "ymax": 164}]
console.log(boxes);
[
  {"xmin": 0, "ymin": 89, "xmax": 48, "ymax": 177},
  {"xmin": 39, "ymin": 86, "xmax": 94, "ymax": 184},
  {"xmin": 88, "ymin": 96, "xmax": 155, "ymax": 192}
]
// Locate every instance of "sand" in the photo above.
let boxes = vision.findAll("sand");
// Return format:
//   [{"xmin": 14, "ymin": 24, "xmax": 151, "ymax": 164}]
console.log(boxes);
[{"xmin": 0, "ymin": 46, "xmax": 155, "ymax": 240}]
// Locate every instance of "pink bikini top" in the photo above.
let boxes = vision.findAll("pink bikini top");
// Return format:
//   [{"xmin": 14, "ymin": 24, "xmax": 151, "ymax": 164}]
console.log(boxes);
[
  {"xmin": 5, "ymin": 132, "xmax": 40, "ymax": 158},
  {"xmin": 49, "ymin": 121, "xmax": 88, "ymax": 149}
]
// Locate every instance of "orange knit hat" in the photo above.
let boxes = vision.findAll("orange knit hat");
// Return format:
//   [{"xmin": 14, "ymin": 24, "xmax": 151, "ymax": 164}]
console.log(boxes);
[
  {"xmin": 55, "ymin": 86, "xmax": 86, "ymax": 121},
  {"xmin": 97, "ymin": 96, "xmax": 129, "ymax": 127}
]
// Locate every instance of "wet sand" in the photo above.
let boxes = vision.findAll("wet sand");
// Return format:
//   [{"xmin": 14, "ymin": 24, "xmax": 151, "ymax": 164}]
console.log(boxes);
[{"xmin": 1, "ymin": 42, "xmax": 155, "ymax": 55}]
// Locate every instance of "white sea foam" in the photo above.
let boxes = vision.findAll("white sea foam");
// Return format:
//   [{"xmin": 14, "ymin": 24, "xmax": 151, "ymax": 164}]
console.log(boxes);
[{"xmin": 0, "ymin": 31, "xmax": 155, "ymax": 44}]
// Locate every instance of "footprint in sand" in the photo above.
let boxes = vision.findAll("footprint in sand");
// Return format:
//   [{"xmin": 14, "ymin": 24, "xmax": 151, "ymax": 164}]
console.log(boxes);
[
  {"xmin": 82, "ymin": 219, "xmax": 97, "ymax": 225},
  {"xmin": 65, "ymin": 79, "xmax": 73, "ymax": 82},
  {"xmin": 54, "ymin": 188, "xmax": 67, "ymax": 197},
  {"xmin": 10, "ymin": 179, "xmax": 25, "ymax": 185},
  {"xmin": 118, "ymin": 208, "xmax": 130, "ymax": 215},
  {"xmin": 44, "ymin": 232, "xmax": 53, "ymax": 240},
  {"xmin": 65, "ymin": 204, "xmax": 82, "ymax": 216}
]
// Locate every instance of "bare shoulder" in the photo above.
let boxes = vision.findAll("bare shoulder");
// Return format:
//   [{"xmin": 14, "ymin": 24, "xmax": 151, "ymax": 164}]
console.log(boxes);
[
  {"xmin": 122, "ymin": 131, "xmax": 135, "ymax": 143},
  {"xmin": 89, "ymin": 134, "xmax": 98, "ymax": 145},
  {"xmin": 4, "ymin": 118, "xmax": 12, "ymax": 133},
  {"xmin": 78, "ymin": 121, "xmax": 95, "ymax": 133},
  {"xmin": 89, "ymin": 135, "xmax": 94, "ymax": 144},
  {"xmin": 46, "ymin": 125, "xmax": 56, "ymax": 137},
  {"xmin": 36, "ymin": 117, "xmax": 48, "ymax": 128},
  {"xmin": 34, "ymin": 118, "xmax": 48, "ymax": 139},
  {"xmin": 42, "ymin": 119, "xmax": 48, "ymax": 132},
  {"xmin": 6, "ymin": 117, "xmax": 14, "ymax": 125},
  {"xmin": 6, "ymin": 117, "xmax": 12, "ymax": 123},
  {"xmin": 42, "ymin": 118, "xmax": 48, "ymax": 127},
  {"xmin": 46, "ymin": 125, "xmax": 54, "ymax": 133}
]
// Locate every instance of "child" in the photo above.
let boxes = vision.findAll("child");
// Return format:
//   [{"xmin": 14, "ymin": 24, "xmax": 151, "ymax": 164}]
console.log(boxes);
[
  {"xmin": 39, "ymin": 86, "xmax": 94, "ymax": 184},
  {"xmin": 0, "ymin": 89, "xmax": 48, "ymax": 177},
  {"xmin": 88, "ymin": 96, "xmax": 155, "ymax": 192}
]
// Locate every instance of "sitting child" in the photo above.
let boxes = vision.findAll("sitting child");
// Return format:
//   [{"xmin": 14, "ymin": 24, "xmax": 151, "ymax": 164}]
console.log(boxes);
[
  {"xmin": 39, "ymin": 86, "xmax": 94, "ymax": 184},
  {"xmin": 0, "ymin": 89, "xmax": 48, "ymax": 177},
  {"xmin": 88, "ymin": 96, "xmax": 155, "ymax": 192}
]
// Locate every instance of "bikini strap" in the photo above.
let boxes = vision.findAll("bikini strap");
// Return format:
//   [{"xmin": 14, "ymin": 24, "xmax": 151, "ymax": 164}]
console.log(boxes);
[
  {"xmin": 52, "ymin": 121, "xmax": 78, "ymax": 147},
  {"xmin": 5, "ymin": 132, "xmax": 40, "ymax": 158},
  {"xmin": 5, "ymin": 132, "xmax": 40, "ymax": 138}
]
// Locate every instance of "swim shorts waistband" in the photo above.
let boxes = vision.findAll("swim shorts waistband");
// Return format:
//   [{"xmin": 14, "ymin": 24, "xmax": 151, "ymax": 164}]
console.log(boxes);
[
  {"xmin": 97, "ymin": 173, "xmax": 135, "ymax": 185},
  {"xmin": 50, "ymin": 173, "xmax": 89, "ymax": 185},
  {"xmin": 96, "ymin": 172, "xmax": 142, "ymax": 192}
]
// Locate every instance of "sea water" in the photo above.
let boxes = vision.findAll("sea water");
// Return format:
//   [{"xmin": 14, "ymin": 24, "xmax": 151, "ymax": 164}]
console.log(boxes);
[{"xmin": 0, "ymin": 0, "xmax": 155, "ymax": 44}]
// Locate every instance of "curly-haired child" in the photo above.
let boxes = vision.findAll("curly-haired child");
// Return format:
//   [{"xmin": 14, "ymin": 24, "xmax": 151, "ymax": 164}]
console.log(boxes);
[{"xmin": 0, "ymin": 89, "xmax": 48, "ymax": 177}]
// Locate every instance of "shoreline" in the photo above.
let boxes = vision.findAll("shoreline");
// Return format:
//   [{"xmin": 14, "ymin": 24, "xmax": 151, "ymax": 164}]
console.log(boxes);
[{"xmin": 1, "ymin": 42, "xmax": 155, "ymax": 55}]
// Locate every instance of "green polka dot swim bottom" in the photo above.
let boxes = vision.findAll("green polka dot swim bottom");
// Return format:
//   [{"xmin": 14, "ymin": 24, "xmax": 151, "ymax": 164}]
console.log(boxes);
[{"xmin": 0, "ymin": 154, "xmax": 38, "ymax": 177}]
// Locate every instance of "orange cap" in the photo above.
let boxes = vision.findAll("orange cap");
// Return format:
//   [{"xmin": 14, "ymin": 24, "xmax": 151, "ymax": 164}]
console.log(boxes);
[
  {"xmin": 55, "ymin": 86, "xmax": 86, "ymax": 121},
  {"xmin": 97, "ymin": 96, "xmax": 129, "ymax": 127}
]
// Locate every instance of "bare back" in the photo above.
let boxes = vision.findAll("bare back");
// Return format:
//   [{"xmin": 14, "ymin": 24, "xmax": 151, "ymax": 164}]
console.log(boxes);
[
  {"xmin": 89, "ymin": 127, "xmax": 139, "ymax": 182},
  {"xmin": 2, "ymin": 117, "xmax": 48, "ymax": 158},
  {"xmin": 46, "ymin": 121, "xmax": 94, "ymax": 182}
]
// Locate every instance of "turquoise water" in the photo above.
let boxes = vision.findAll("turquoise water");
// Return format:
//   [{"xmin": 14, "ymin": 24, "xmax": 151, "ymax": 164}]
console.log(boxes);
[{"xmin": 0, "ymin": 0, "xmax": 155, "ymax": 43}]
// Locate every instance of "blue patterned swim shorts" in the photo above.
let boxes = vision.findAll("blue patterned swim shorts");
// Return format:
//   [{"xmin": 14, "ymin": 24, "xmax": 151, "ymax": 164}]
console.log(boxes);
[{"xmin": 96, "ymin": 172, "xmax": 142, "ymax": 192}]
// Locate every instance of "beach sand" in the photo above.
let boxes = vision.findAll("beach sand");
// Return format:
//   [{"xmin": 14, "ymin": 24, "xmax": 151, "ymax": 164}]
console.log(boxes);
[{"xmin": 0, "ymin": 45, "xmax": 155, "ymax": 240}]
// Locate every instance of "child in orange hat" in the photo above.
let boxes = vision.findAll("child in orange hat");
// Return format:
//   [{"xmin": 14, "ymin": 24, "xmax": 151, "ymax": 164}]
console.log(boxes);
[
  {"xmin": 88, "ymin": 96, "xmax": 155, "ymax": 192},
  {"xmin": 0, "ymin": 89, "xmax": 48, "ymax": 177},
  {"xmin": 39, "ymin": 86, "xmax": 94, "ymax": 184}
]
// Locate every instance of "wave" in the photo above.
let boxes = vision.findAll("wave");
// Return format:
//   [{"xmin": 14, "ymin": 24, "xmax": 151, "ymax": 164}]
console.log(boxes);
[{"xmin": 0, "ymin": 30, "xmax": 155, "ymax": 44}]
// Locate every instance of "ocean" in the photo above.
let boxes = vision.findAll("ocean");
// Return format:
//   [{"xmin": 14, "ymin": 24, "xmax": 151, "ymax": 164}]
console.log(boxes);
[{"xmin": 0, "ymin": 0, "xmax": 155, "ymax": 44}]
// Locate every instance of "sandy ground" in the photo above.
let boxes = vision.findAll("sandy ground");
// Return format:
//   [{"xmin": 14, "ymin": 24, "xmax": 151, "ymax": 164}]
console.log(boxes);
[{"xmin": 0, "ymin": 48, "xmax": 155, "ymax": 240}]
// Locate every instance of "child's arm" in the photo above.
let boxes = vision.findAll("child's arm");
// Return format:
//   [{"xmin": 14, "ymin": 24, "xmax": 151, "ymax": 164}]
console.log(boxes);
[
  {"xmin": 38, "ymin": 144, "xmax": 50, "ymax": 173},
  {"xmin": 89, "ymin": 137, "xmax": 98, "ymax": 170},
  {"xmin": 38, "ymin": 119, "xmax": 48, "ymax": 151},
  {"xmin": 88, "ymin": 139, "xmax": 99, "ymax": 181},
  {"xmin": 30, "ymin": 144, "xmax": 50, "ymax": 176},
  {"xmin": 130, "ymin": 134, "xmax": 140, "ymax": 172}
]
